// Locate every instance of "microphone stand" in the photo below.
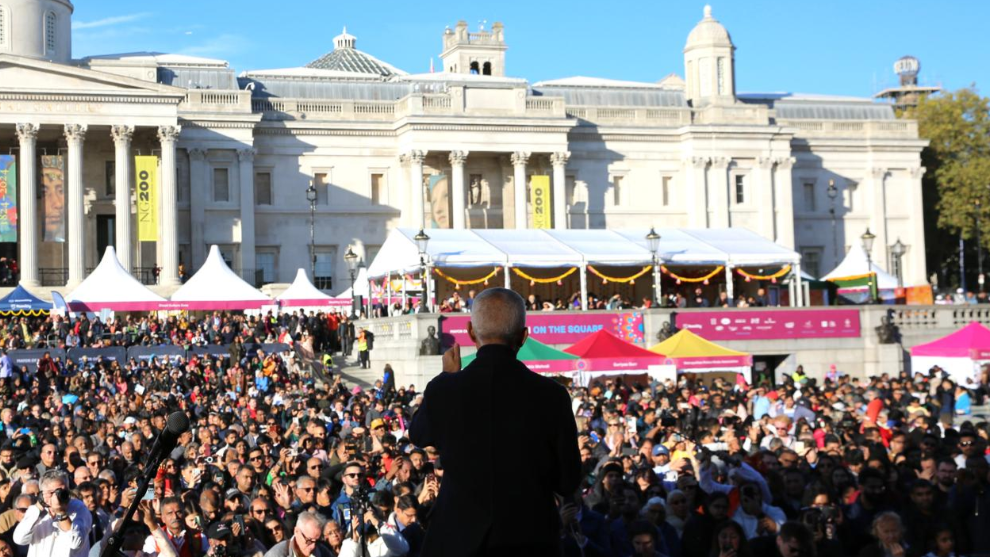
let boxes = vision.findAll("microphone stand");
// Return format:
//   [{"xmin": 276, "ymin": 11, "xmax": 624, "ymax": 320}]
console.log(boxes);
[{"xmin": 99, "ymin": 458, "xmax": 162, "ymax": 557}]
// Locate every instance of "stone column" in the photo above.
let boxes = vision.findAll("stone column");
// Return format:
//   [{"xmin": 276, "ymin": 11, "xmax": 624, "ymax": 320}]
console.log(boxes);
[
  {"xmin": 238, "ymin": 148, "xmax": 257, "ymax": 283},
  {"xmin": 406, "ymin": 151, "xmax": 426, "ymax": 229},
  {"xmin": 908, "ymin": 167, "xmax": 927, "ymax": 286},
  {"xmin": 511, "ymin": 152, "xmax": 530, "ymax": 229},
  {"xmin": 869, "ymin": 167, "xmax": 889, "ymax": 271},
  {"xmin": 449, "ymin": 151, "xmax": 468, "ymax": 229},
  {"xmin": 774, "ymin": 157, "xmax": 796, "ymax": 249},
  {"xmin": 187, "ymin": 148, "xmax": 208, "ymax": 267},
  {"xmin": 110, "ymin": 125, "xmax": 135, "ymax": 272},
  {"xmin": 15, "ymin": 124, "xmax": 39, "ymax": 287},
  {"xmin": 683, "ymin": 157, "xmax": 708, "ymax": 228},
  {"xmin": 64, "ymin": 124, "xmax": 87, "ymax": 289},
  {"xmin": 709, "ymin": 156, "xmax": 730, "ymax": 228},
  {"xmin": 551, "ymin": 151, "xmax": 570, "ymax": 229},
  {"xmin": 755, "ymin": 156, "xmax": 776, "ymax": 240},
  {"xmin": 157, "ymin": 125, "xmax": 181, "ymax": 287}
]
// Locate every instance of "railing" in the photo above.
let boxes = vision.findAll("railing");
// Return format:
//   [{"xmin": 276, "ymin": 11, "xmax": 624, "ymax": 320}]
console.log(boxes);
[
  {"xmin": 422, "ymin": 95, "xmax": 452, "ymax": 110},
  {"xmin": 252, "ymin": 99, "xmax": 396, "ymax": 121},
  {"xmin": 778, "ymin": 119, "xmax": 918, "ymax": 138},
  {"xmin": 563, "ymin": 105, "xmax": 692, "ymax": 126},
  {"xmin": 526, "ymin": 98, "xmax": 557, "ymax": 112},
  {"xmin": 133, "ymin": 267, "xmax": 159, "ymax": 286},
  {"xmin": 181, "ymin": 90, "xmax": 253, "ymax": 112},
  {"xmin": 39, "ymin": 268, "xmax": 68, "ymax": 287}
]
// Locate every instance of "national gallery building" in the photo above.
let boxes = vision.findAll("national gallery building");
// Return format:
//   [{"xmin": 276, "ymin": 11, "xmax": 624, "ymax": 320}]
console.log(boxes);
[{"xmin": 0, "ymin": 1, "xmax": 927, "ymax": 295}]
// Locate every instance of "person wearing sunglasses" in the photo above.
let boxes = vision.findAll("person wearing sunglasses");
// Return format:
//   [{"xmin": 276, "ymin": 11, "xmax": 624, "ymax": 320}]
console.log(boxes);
[{"xmin": 263, "ymin": 511, "xmax": 332, "ymax": 557}]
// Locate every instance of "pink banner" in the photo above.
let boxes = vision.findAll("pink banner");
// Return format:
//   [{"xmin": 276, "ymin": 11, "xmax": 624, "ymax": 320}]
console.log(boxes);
[
  {"xmin": 671, "ymin": 355, "xmax": 753, "ymax": 369},
  {"xmin": 674, "ymin": 309, "xmax": 861, "ymax": 341},
  {"xmin": 576, "ymin": 356, "xmax": 664, "ymax": 372},
  {"xmin": 440, "ymin": 312, "xmax": 644, "ymax": 348},
  {"xmin": 526, "ymin": 360, "xmax": 578, "ymax": 373}
]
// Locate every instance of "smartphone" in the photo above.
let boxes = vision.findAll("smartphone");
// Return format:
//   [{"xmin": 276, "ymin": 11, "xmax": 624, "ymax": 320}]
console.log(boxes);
[{"xmin": 141, "ymin": 490, "xmax": 155, "ymax": 501}]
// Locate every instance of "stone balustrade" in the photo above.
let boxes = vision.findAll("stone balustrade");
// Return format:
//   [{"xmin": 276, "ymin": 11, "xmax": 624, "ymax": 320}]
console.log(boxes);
[
  {"xmin": 181, "ymin": 90, "xmax": 253, "ymax": 113},
  {"xmin": 778, "ymin": 119, "xmax": 918, "ymax": 138}
]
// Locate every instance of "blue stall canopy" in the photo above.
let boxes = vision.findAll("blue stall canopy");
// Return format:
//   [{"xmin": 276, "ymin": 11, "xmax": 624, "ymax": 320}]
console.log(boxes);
[{"xmin": 0, "ymin": 285, "xmax": 51, "ymax": 316}]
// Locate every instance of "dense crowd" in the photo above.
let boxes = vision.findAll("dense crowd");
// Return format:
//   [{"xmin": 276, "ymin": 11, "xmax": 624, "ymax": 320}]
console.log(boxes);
[{"xmin": 1, "ymin": 309, "xmax": 990, "ymax": 557}]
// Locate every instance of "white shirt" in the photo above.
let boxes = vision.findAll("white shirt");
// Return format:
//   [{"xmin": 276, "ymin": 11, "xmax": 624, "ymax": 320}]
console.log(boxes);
[
  {"xmin": 13, "ymin": 499, "xmax": 92, "ymax": 557},
  {"xmin": 337, "ymin": 522, "xmax": 409, "ymax": 557},
  {"xmin": 731, "ymin": 503, "xmax": 787, "ymax": 540}
]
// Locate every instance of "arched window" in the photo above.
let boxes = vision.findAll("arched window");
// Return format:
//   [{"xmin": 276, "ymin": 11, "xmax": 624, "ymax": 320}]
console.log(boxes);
[
  {"xmin": 469, "ymin": 61, "xmax": 479, "ymax": 74},
  {"xmin": 482, "ymin": 61, "xmax": 492, "ymax": 76},
  {"xmin": 45, "ymin": 11, "xmax": 56, "ymax": 55}
]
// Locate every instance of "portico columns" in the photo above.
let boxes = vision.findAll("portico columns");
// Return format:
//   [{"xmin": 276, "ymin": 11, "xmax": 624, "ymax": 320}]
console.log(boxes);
[
  {"xmin": 407, "ymin": 151, "xmax": 426, "ymax": 229},
  {"xmin": 15, "ymin": 124, "xmax": 39, "ymax": 287},
  {"xmin": 551, "ymin": 151, "xmax": 570, "ymax": 229},
  {"xmin": 449, "ymin": 151, "xmax": 468, "ymax": 229},
  {"xmin": 64, "ymin": 124, "xmax": 87, "ymax": 289},
  {"xmin": 157, "ymin": 125, "xmax": 181, "ymax": 287},
  {"xmin": 238, "ymin": 148, "xmax": 257, "ymax": 283},
  {"xmin": 511, "ymin": 152, "xmax": 529, "ymax": 229},
  {"xmin": 111, "ymin": 125, "xmax": 135, "ymax": 272}
]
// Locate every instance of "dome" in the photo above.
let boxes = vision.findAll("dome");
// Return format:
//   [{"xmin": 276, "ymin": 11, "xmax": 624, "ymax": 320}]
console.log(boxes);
[
  {"xmin": 685, "ymin": 5, "xmax": 732, "ymax": 51},
  {"xmin": 306, "ymin": 27, "xmax": 405, "ymax": 77}
]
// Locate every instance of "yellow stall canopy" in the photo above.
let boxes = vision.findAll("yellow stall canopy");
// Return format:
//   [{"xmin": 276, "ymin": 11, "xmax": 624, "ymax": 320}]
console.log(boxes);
[{"xmin": 649, "ymin": 329, "xmax": 752, "ymax": 380}]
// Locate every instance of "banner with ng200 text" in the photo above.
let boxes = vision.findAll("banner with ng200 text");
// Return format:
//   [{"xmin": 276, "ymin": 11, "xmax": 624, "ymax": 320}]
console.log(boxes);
[
  {"xmin": 530, "ymin": 175, "xmax": 551, "ymax": 229},
  {"xmin": 135, "ymin": 156, "xmax": 158, "ymax": 241}
]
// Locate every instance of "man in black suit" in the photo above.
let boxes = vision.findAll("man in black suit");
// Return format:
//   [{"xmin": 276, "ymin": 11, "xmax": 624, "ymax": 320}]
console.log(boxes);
[{"xmin": 410, "ymin": 288, "xmax": 581, "ymax": 556}]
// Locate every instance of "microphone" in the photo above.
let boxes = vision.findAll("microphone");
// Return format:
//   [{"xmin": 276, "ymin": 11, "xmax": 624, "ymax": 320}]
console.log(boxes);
[{"xmin": 144, "ymin": 411, "xmax": 190, "ymax": 469}]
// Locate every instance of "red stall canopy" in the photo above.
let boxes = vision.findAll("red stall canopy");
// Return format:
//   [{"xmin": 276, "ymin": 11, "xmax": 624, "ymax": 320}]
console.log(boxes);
[{"xmin": 565, "ymin": 330, "xmax": 665, "ymax": 374}]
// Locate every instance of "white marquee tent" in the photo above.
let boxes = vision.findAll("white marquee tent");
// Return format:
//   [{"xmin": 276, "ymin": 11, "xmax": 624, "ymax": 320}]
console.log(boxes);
[
  {"xmin": 366, "ymin": 228, "xmax": 803, "ymax": 309},
  {"xmin": 170, "ymin": 246, "xmax": 271, "ymax": 310},
  {"xmin": 821, "ymin": 244, "xmax": 899, "ymax": 290},
  {"xmin": 276, "ymin": 269, "xmax": 334, "ymax": 308},
  {"xmin": 67, "ymin": 247, "xmax": 168, "ymax": 311}
]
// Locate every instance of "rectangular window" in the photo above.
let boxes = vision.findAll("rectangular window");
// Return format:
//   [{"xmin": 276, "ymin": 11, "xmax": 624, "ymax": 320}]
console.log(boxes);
[
  {"xmin": 800, "ymin": 248, "xmax": 823, "ymax": 279},
  {"xmin": 845, "ymin": 180, "xmax": 858, "ymax": 212},
  {"xmin": 371, "ymin": 173, "xmax": 385, "ymax": 205},
  {"xmin": 314, "ymin": 172, "xmax": 329, "ymax": 206},
  {"xmin": 255, "ymin": 172, "xmax": 272, "ymax": 206},
  {"xmin": 662, "ymin": 176, "xmax": 672, "ymax": 207},
  {"xmin": 612, "ymin": 175, "xmax": 624, "ymax": 206},
  {"xmin": 314, "ymin": 250, "xmax": 335, "ymax": 290},
  {"xmin": 803, "ymin": 182, "xmax": 816, "ymax": 212},
  {"xmin": 213, "ymin": 168, "xmax": 230, "ymax": 203},
  {"xmin": 256, "ymin": 252, "xmax": 277, "ymax": 284},
  {"xmin": 105, "ymin": 161, "xmax": 115, "ymax": 197},
  {"xmin": 735, "ymin": 174, "xmax": 745, "ymax": 204}
]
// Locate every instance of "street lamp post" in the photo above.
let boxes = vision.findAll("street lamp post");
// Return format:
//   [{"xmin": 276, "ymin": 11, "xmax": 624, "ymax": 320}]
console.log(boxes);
[
  {"xmin": 305, "ymin": 182, "xmax": 317, "ymax": 281},
  {"xmin": 827, "ymin": 180, "xmax": 839, "ymax": 265},
  {"xmin": 890, "ymin": 238, "xmax": 906, "ymax": 289},
  {"xmin": 414, "ymin": 229, "xmax": 431, "ymax": 312},
  {"xmin": 976, "ymin": 198, "xmax": 984, "ymax": 291},
  {"xmin": 862, "ymin": 228, "xmax": 877, "ymax": 303},
  {"xmin": 344, "ymin": 247, "xmax": 359, "ymax": 317},
  {"xmin": 646, "ymin": 227, "xmax": 661, "ymax": 307}
]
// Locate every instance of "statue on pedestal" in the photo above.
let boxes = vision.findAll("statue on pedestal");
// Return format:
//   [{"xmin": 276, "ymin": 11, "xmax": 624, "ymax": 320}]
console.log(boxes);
[{"xmin": 420, "ymin": 325, "xmax": 441, "ymax": 356}]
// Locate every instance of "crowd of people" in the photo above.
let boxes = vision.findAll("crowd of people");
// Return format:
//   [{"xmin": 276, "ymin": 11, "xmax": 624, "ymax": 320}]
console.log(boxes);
[{"xmin": 0, "ymin": 306, "xmax": 990, "ymax": 557}]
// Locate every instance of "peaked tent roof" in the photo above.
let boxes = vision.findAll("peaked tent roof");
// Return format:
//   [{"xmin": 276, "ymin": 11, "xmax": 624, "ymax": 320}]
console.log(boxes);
[
  {"xmin": 66, "ymin": 247, "xmax": 167, "ymax": 311},
  {"xmin": 462, "ymin": 337, "xmax": 578, "ymax": 373},
  {"xmin": 276, "ymin": 269, "xmax": 333, "ymax": 308},
  {"xmin": 565, "ymin": 330, "xmax": 664, "ymax": 372},
  {"xmin": 910, "ymin": 322, "xmax": 990, "ymax": 358},
  {"xmin": 170, "ymin": 246, "xmax": 271, "ymax": 310},
  {"xmin": 0, "ymin": 284, "xmax": 50, "ymax": 315},
  {"xmin": 649, "ymin": 329, "xmax": 752, "ymax": 371},
  {"xmin": 821, "ymin": 244, "xmax": 899, "ymax": 289}
]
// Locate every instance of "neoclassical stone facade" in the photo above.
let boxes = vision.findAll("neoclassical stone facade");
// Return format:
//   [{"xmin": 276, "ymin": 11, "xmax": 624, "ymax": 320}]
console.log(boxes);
[{"xmin": 0, "ymin": 2, "xmax": 928, "ymax": 294}]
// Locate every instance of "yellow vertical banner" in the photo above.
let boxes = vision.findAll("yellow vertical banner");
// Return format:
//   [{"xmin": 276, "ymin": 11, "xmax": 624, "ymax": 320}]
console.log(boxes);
[
  {"xmin": 135, "ymin": 156, "xmax": 158, "ymax": 241},
  {"xmin": 530, "ymin": 175, "xmax": 551, "ymax": 229}
]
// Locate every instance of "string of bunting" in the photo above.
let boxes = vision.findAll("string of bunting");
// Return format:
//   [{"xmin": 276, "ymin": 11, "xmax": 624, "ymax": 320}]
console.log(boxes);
[
  {"xmin": 433, "ymin": 267, "xmax": 500, "ymax": 289},
  {"xmin": 587, "ymin": 265, "xmax": 653, "ymax": 285},
  {"xmin": 736, "ymin": 265, "xmax": 792, "ymax": 283},
  {"xmin": 661, "ymin": 265, "xmax": 724, "ymax": 285},
  {"xmin": 512, "ymin": 267, "xmax": 578, "ymax": 286}
]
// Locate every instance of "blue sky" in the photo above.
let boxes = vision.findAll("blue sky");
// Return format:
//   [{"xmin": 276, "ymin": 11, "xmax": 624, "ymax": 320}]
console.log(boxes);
[{"xmin": 70, "ymin": 0, "xmax": 986, "ymax": 97}]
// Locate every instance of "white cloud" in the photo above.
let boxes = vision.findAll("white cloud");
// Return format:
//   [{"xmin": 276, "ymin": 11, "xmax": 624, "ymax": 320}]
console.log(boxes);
[
  {"xmin": 73, "ymin": 13, "xmax": 152, "ymax": 30},
  {"xmin": 178, "ymin": 34, "xmax": 250, "ymax": 59}
]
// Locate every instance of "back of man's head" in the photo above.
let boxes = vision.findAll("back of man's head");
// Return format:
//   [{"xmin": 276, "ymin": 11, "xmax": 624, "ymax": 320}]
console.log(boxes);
[{"xmin": 470, "ymin": 288, "xmax": 526, "ymax": 347}]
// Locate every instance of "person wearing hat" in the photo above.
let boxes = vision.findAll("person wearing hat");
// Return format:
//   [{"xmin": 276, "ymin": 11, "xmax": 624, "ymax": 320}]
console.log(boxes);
[{"xmin": 651, "ymin": 444, "xmax": 674, "ymax": 481}]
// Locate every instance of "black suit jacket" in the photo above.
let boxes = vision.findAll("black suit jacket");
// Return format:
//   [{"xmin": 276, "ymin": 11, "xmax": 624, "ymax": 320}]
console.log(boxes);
[{"xmin": 410, "ymin": 343, "xmax": 582, "ymax": 556}]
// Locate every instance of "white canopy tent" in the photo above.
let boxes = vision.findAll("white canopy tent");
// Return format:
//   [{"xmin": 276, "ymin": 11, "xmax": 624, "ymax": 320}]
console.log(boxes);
[
  {"xmin": 277, "ymin": 268, "xmax": 334, "ymax": 309},
  {"xmin": 66, "ymin": 247, "xmax": 167, "ymax": 311},
  {"xmin": 821, "ymin": 244, "xmax": 899, "ymax": 289},
  {"xmin": 366, "ymin": 228, "xmax": 803, "ymax": 309},
  {"xmin": 170, "ymin": 245, "xmax": 272, "ymax": 310}
]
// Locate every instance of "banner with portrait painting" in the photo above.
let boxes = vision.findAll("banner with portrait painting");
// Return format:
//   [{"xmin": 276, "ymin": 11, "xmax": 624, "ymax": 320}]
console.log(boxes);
[
  {"xmin": 0, "ymin": 156, "xmax": 17, "ymax": 242},
  {"xmin": 530, "ymin": 175, "xmax": 551, "ymax": 229},
  {"xmin": 40, "ymin": 156, "xmax": 65, "ymax": 242},
  {"xmin": 427, "ymin": 174, "xmax": 450, "ymax": 229},
  {"xmin": 135, "ymin": 156, "xmax": 159, "ymax": 241}
]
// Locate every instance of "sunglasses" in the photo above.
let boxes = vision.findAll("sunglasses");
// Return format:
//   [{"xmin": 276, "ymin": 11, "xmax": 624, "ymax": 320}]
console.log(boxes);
[
  {"xmin": 961, "ymin": 441, "xmax": 976, "ymax": 447},
  {"xmin": 343, "ymin": 473, "xmax": 360, "ymax": 478},
  {"xmin": 252, "ymin": 508, "xmax": 273, "ymax": 515},
  {"xmin": 250, "ymin": 456, "xmax": 264, "ymax": 461}
]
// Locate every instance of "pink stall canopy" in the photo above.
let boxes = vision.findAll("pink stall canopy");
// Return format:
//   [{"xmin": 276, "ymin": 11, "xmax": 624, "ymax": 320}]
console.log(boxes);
[
  {"xmin": 910, "ymin": 322, "xmax": 990, "ymax": 384},
  {"xmin": 564, "ymin": 330, "xmax": 665, "ymax": 373},
  {"xmin": 169, "ymin": 246, "xmax": 271, "ymax": 310},
  {"xmin": 66, "ymin": 247, "xmax": 168, "ymax": 312}
]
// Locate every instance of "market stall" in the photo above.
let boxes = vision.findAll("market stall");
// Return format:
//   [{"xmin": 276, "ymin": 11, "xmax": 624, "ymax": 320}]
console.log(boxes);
[
  {"xmin": 909, "ymin": 322, "xmax": 990, "ymax": 385},
  {"xmin": 649, "ymin": 329, "xmax": 753, "ymax": 384},
  {"xmin": 822, "ymin": 244, "xmax": 899, "ymax": 303},
  {"xmin": 170, "ymin": 246, "xmax": 272, "ymax": 310},
  {"xmin": 461, "ymin": 337, "xmax": 579, "ymax": 376},
  {"xmin": 66, "ymin": 247, "xmax": 167, "ymax": 312},
  {"xmin": 0, "ymin": 284, "xmax": 50, "ymax": 316},
  {"xmin": 276, "ymin": 268, "xmax": 335, "ymax": 310},
  {"xmin": 564, "ymin": 330, "xmax": 666, "ymax": 385}
]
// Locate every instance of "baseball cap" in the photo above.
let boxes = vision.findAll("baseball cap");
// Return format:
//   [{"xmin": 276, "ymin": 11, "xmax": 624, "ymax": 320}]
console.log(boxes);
[
  {"xmin": 370, "ymin": 419, "xmax": 385, "ymax": 430},
  {"xmin": 206, "ymin": 522, "xmax": 233, "ymax": 540},
  {"xmin": 652, "ymin": 445, "xmax": 670, "ymax": 457},
  {"xmin": 224, "ymin": 488, "xmax": 242, "ymax": 500}
]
